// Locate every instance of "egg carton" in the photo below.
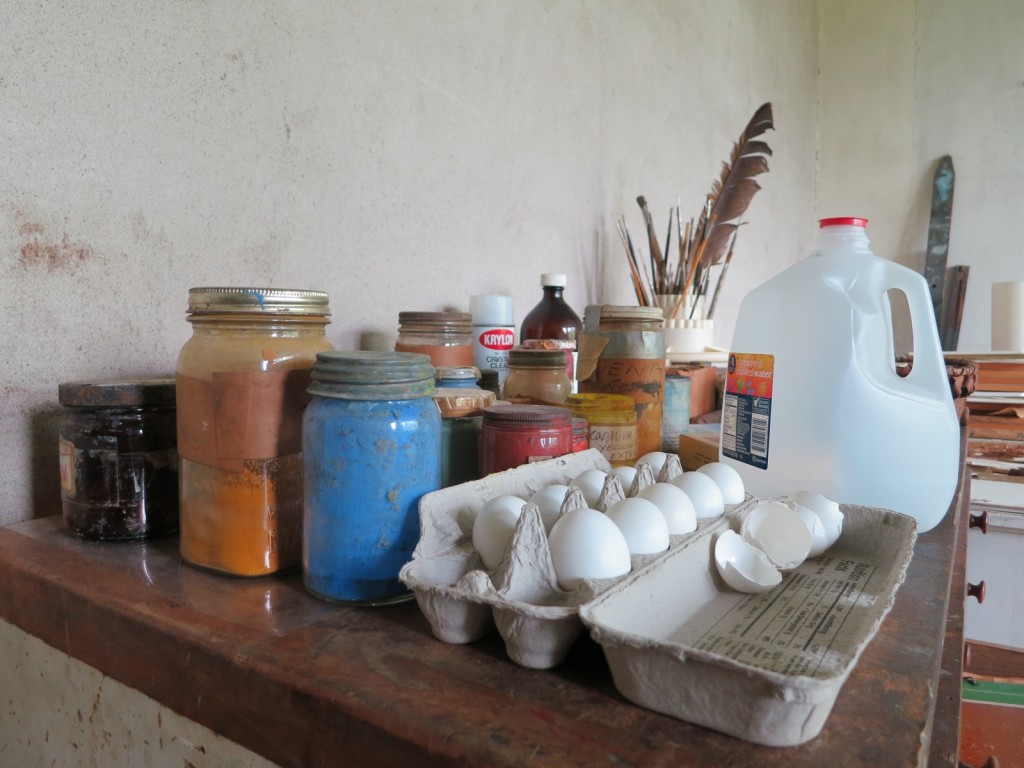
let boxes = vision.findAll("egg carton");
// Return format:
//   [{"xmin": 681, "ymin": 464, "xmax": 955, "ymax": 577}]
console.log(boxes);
[
  {"xmin": 400, "ymin": 448, "xmax": 919, "ymax": 746},
  {"xmin": 399, "ymin": 449, "xmax": 727, "ymax": 669}
]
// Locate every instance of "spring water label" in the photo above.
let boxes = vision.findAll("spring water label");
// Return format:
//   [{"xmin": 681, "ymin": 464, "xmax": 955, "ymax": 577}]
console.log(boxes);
[{"xmin": 721, "ymin": 353, "xmax": 774, "ymax": 469}]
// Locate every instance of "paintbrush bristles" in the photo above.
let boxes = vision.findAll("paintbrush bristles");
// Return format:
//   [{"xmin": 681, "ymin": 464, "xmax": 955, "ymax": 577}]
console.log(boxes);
[{"xmin": 616, "ymin": 101, "xmax": 773, "ymax": 320}]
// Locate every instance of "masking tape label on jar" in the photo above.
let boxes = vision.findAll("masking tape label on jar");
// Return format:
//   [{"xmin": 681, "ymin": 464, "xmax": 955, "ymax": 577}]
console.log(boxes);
[
  {"xmin": 59, "ymin": 438, "xmax": 76, "ymax": 495},
  {"xmin": 176, "ymin": 369, "xmax": 312, "ymax": 471},
  {"xmin": 721, "ymin": 353, "xmax": 774, "ymax": 469}
]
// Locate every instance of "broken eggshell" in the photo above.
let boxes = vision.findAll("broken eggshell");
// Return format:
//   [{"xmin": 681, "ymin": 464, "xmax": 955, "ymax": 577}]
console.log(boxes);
[
  {"xmin": 740, "ymin": 501, "xmax": 812, "ymax": 570},
  {"xmin": 787, "ymin": 490, "xmax": 844, "ymax": 548},
  {"xmin": 714, "ymin": 529, "xmax": 783, "ymax": 593},
  {"xmin": 789, "ymin": 502, "xmax": 831, "ymax": 558}
]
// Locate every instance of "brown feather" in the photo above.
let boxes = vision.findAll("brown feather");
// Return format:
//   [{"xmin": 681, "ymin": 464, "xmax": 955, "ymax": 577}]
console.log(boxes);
[{"xmin": 681, "ymin": 103, "xmax": 774, "ymax": 301}]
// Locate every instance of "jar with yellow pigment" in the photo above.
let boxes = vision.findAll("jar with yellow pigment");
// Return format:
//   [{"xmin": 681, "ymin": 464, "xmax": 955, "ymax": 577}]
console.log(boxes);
[
  {"xmin": 567, "ymin": 393, "xmax": 638, "ymax": 467},
  {"xmin": 577, "ymin": 305, "xmax": 665, "ymax": 461},
  {"xmin": 175, "ymin": 287, "xmax": 332, "ymax": 576}
]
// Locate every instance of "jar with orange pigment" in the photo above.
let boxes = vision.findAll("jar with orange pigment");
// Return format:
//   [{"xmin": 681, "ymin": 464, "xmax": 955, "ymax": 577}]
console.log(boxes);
[{"xmin": 175, "ymin": 287, "xmax": 332, "ymax": 576}]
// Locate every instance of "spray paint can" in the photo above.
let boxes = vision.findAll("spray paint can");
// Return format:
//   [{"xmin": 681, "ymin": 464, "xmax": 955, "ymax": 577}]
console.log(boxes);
[{"xmin": 469, "ymin": 295, "xmax": 515, "ymax": 389}]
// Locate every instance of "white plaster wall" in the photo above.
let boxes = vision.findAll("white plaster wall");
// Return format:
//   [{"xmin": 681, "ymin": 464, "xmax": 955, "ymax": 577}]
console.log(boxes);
[
  {"xmin": 0, "ymin": 0, "xmax": 819, "ymax": 525},
  {"xmin": 0, "ymin": 619, "xmax": 279, "ymax": 767},
  {"xmin": 818, "ymin": 0, "xmax": 1024, "ymax": 353}
]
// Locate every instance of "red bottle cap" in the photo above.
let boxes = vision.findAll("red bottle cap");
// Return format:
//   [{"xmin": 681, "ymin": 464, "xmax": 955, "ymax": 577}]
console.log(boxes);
[{"xmin": 819, "ymin": 217, "xmax": 868, "ymax": 228}]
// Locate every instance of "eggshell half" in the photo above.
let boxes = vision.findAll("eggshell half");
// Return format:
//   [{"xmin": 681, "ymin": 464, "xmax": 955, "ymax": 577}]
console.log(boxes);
[
  {"xmin": 714, "ymin": 530, "xmax": 782, "ymax": 593},
  {"xmin": 740, "ymin": 501, "xmax": 812, "ymax": 570}
]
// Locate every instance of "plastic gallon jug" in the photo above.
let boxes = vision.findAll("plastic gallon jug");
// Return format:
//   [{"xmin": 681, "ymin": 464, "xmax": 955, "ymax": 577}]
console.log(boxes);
[{"xmin": 720, "ymin": 217, "xmax": 959, "ymax": 532}]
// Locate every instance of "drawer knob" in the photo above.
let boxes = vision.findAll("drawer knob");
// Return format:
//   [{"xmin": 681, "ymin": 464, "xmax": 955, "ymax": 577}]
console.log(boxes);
[
  {"xmin": 969, "ymin": 511, "xmax": 990, "ymax": 534},
  {"xmin": 967, "ymin": 580, "xmax": 986, "ymax": 603}
]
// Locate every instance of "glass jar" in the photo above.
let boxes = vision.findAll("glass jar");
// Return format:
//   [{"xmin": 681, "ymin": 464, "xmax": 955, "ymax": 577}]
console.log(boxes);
[
  {"xmin": 502, "ymin": 348, "xmax": 572, "ymax": 406},
  {"xmin": 58, "ymin": 379, "xmax": 179, "ymax": 540},
  {"xmin": 176, "ymin": 287, "xmax": 332, "ymax": 577},
  {"xmin": 435, "ymin": 365, "xmax": 481, "ymax": 389},
  {"xmin": 479, "ymin": 404, "xmax": 573, "ymax": 475},
  {"xmin": 567, "ymin": 393, "xmax": 638, "ymax": 467},
  {"xmin": 578, "ymin": 305, "xmax": 665, "ymax": 461},
  {"xmin": 303, "ymin": 351, "xmax": 441, "ymax": 604},
  {"xmin": 434, "ymin": 386, "xmax": 495, "ymax": 488},
  {"xmin": 571, "ymin": 417, "xmax": 590, "ymax": 453},
  {"xmin": 394, "ymin": 311, "xmax": 474, "ymax": 368}
]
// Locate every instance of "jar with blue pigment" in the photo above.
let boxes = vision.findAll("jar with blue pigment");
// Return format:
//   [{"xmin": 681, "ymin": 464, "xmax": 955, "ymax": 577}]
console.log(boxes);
[{"xmin": 303, "ymin": 350, "xmax": 441, "ymax": 605}]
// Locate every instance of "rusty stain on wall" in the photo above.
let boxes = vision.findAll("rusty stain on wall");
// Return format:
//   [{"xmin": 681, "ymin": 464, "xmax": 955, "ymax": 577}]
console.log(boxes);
[{"xmin": 15, "ymin": 211, "xmax": 94, "ymax": 271}]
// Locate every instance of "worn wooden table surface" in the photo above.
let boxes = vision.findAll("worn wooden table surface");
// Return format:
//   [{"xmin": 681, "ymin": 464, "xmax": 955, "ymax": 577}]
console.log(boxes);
[{"xmin": 0, "ymin": 470, "xmax": 968, "ymax": 768}]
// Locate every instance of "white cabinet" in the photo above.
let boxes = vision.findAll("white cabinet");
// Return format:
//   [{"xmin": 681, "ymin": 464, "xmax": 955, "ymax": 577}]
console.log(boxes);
[{"xmin": 965, "ymin": 479, "xmax": 1024, "ymax": 650}]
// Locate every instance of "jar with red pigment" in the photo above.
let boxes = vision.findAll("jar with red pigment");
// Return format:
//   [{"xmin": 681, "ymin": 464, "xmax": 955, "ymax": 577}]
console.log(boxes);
[{"xmin": 479, "ymin": 404, "xmax": 573, "ymax": 475}]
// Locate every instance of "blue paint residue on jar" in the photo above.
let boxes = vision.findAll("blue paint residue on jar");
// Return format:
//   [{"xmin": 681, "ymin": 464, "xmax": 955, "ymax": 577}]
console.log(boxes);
[{"xmin": 303, "ymin": 350, "xmax": 441, "ymax": 605}]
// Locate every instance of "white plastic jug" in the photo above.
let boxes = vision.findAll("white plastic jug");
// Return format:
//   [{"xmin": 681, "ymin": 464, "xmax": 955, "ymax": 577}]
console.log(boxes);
[{"xmin": 720, "ymin": 217, "xmax": 960, "ymax": 532}]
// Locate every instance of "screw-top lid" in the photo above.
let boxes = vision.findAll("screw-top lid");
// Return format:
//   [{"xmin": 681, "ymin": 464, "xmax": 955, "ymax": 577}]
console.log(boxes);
[
  {"xmin": 308, "ymin": 350, "xmax": 435, "ymax": 400},
  {"xmin": 469, "ymin": 295, "xmax": 515, "ymax": 326},
  {"xmin": 819, "ymin": 217, "xmax": 868, "ymax": 228},
  {"xmin": 599, "ymin": 305, "xmax": 665, "ymax": 323},
  {"xmin": 540, "ymin": 273, "xmax": 567, "ymax": 288},
  {"xmin": 58, "ymin": 378, "xmax": 176, "ymax": 408},
  {"xmin": 187, "ymin": 287, "xmax": 330, "ymax": 315},
  {"xmin": 397, "ymin": 311, "xmax": 473, "ymax": 332},
  {"xmin": 482, "ymin": 403, "xmax": 572, "ymax": 427},
  {"xmin": 508, "ymin": 348, "xmax": 568, "ymax": 368}
]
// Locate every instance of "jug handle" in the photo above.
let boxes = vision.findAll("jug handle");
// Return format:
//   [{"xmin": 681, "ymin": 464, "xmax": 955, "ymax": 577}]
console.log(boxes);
[{"xmin": 883, "ymin": 263, "xmax": 950, "ymax": 401}]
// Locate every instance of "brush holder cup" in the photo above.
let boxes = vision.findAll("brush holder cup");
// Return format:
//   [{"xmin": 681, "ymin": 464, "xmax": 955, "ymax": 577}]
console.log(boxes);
[{"xmin": 656, "ymin": 294, "xmax": 713, "ymax": 355}]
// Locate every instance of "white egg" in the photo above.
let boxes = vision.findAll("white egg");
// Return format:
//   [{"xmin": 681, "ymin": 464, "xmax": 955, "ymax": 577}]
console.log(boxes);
[
  {"xmin": 548, "ymin": 507, "xmax": 632, "ymax": 590},
  {"xmin": 605, "ymin": 498, "xmax": 670, "ymax": 555},
  {"xmin": 636, "ymin": 482, "xmax": 697, "ymax": 535},
  {"xmin": 787, "ymin": 490, "xmax": 844, "ymax": 547},
  {"xmin": 671, "ymin": 471, "xmax": 726, "ymax": 519},
  {"xmin": 528, "ymin": 484, "xmax": 570, "ymax": 534},
  {"xmin": 714, "ymin": 530, "xmax": 782, "ymax": 593},
  {"xmin": 472, "ymin": 494, "xmax": 527, "ymax": 570},
  {"xmin": 609, "ymin": 465, "xmax": 637, "ymax": 490},
  {"xmin": 696, "ymin": 462, "xmax": 745, "ymax": 505},
  {"xmin": 740, "ymin": 501, "xmax": 812, "ymax": 570},
  {"xmin": 570, "ymin": 468, "xmax": 609, "ymax": 508},
  {"xmin": 635, "ymin": 451, "xmax": 668, "ymax": 474}
]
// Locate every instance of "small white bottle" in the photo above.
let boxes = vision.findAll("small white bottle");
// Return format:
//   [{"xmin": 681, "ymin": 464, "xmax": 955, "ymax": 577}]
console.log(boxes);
[{"xmin": 469, "ymin": 295, "xmax": 515, "ymax": 388}]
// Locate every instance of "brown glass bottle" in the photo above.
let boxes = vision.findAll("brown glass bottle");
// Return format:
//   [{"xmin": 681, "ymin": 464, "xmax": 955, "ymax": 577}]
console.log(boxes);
[{"xmin": 519, "ymin": 273, "xmax": 583, "ymax": 386}]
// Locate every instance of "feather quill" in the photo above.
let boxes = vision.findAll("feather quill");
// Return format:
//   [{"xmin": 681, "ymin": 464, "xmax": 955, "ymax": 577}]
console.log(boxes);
[{"xmin": 677, "ymin": 103, "xmax": 774, "ymax": 313}]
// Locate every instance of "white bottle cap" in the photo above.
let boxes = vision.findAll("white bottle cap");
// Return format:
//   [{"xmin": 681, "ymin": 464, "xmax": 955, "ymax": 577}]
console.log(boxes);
[
  {"xmin": 541, "ymin": 273, "xmax": 567, "ymax": 288},
  {"xmin": 469, "ymin": 294, "xmax": 514, "ymax": 325}
]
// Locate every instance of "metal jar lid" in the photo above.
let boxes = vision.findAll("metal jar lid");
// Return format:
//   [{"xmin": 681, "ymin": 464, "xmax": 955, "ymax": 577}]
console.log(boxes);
[
  {"xmin": 508, "ymin": 348, "xmax": 567, "ymax": 369},
  {"xmin": 599, "ymin": 305, "xmax": 665, "ymax": 324},
  {"xmin": 58, "ymin": 378, "xmax": 177, "ymax": 408},
  {"xmin": 186, "ymin": 287, "xmax": 330, "ymax": 315},
  {"xmin": 308, "ymin": 350, "xmax": 436, "ymax": 400},
  {"xmin": 397, "ymin": 311, "xmax": 472, "ymax": 332},
  {"xmin": 482, "ymin": 403, "xmax": 572, "ymax": 426}
]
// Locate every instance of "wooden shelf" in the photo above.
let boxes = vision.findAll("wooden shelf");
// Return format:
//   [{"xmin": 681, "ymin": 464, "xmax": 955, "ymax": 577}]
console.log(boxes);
[{"xmin": 0, "ymin": 456, "xmax": 969, "ymax": 767}]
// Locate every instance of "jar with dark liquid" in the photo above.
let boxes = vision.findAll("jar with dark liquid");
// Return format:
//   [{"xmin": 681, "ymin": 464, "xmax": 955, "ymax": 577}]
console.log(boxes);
[{"xmin": 58, "ymin": 379, "xmax": 179, "ymax": 540}]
